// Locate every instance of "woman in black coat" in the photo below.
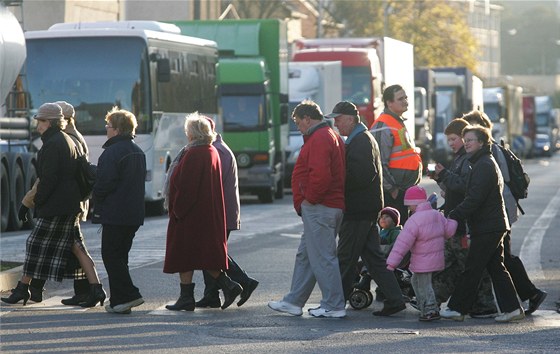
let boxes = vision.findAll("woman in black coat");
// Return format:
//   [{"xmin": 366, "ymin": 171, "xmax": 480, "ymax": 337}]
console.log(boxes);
[
  {"xmin": 440, "ymin": 125, "xmax": 524, "ymax": 323},
  {"xmin": 1, "ymin": 103, "xmax": 105, "ymax": 307}
]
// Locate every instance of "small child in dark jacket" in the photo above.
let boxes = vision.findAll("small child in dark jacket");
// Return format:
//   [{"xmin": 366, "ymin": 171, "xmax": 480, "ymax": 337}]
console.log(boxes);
[{"xmin": 387, "ymin": 186, "xmax": 457, "ymax": 321}]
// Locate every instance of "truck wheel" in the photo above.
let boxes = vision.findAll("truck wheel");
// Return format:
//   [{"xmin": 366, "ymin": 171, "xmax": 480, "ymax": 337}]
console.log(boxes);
[
  {"xmin": 274, "ymin": 179, "xmax": 284, "ymax": 199},
  {"xmin": 8, "ymin": 163, "xmax": 25, "ymax": 231},
  {"xmin": 1, "ymin": 163, "xmax": 9, "ymax": 232},
  {"xmin": 258, "ymin": 189, "xmax": 274, "ymax": 204},
  {"xmin": 23, "ymin": 163, "xmax": 38, "ymax": 229}
]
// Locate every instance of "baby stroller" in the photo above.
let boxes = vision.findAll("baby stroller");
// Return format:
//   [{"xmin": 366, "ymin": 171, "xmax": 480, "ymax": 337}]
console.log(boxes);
[{"xmin": 349, "ymin": 255, "xmax": 414, "ymax": 310}]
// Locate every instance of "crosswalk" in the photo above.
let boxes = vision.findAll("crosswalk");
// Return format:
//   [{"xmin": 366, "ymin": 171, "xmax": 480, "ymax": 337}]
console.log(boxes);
[{"xmin": 0, "ymin": 201, "xmax": 303, "ymax": 281}]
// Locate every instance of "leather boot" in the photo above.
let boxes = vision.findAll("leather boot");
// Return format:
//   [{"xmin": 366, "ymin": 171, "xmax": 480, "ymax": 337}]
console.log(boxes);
[
  {"xmin": 1, "ymin": 281, "xmax": 31, "ymax": 305},
  {"xmin": 30, "ymin": 279, "xmax": 46, "ymax": 303},
  {"xmin": 216, "ymin": 272, "xmax": 243, "ymax": 310},
  {"xmin": 166, "ymin": 283, "xmax": 195, "ymax": 311},
  {"xmin": 79, "ymin": 283, "xmax": 106, "ymax": 308},
  {"xmin": 61, "ymin": 279, "xmax": 90, "ymax": 306}
]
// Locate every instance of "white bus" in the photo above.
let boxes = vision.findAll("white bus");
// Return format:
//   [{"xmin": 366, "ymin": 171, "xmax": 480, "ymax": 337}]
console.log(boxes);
[{"xmin": 24, "ymin": 21, "xmax": 219, "ymax": 212}]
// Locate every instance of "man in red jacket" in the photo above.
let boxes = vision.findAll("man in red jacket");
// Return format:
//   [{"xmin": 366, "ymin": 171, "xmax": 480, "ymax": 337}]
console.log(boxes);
[{"xmin": 268, "ymin": 100, "xmax": 347, "ymax": 318}]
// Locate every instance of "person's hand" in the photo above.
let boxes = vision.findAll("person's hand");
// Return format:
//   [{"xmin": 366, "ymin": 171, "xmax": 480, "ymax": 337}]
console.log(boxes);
[
  {"xmin": 387, "ymin": 265, "xmax": 395, "ymax": 272},
  {"xmin": 18, "ymin": 205, "xmax": 29, "ymax": 222}
]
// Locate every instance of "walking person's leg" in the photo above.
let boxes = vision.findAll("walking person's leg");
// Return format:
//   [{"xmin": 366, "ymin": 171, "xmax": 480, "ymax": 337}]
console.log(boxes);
[{"xmin": 304, "ymin": 204, "xmax": 345, "ymax": 313}]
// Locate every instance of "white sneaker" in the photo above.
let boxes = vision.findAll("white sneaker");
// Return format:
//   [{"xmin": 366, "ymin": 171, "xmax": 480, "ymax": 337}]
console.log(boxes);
[
  {"xmin": 112, "ymin": 297, "xmax": 144, "ymax": 313},
  {"xmin": 495, "ymin": 308, "xmax": 525, "ymax": 323},
  {"xmin": 308, "ymin": 307, "xmax": 346, "ymax": 318},
  {"xmin": 268, "ymin": 300, "xmax": 303, "ymax": 316},
  {"xmin": 440, "ymin": 307, "xmax": 465, "ymax": 321}
]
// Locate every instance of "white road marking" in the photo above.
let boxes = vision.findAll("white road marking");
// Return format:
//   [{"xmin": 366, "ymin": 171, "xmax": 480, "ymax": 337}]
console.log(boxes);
[{"xmin": 519, "ymin": 188, "xmax": 560, "ymax": 280}]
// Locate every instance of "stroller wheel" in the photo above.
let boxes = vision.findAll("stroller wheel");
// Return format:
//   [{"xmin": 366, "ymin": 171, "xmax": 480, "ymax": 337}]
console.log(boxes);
[
  {"xmin": 350, "ymin": 289, "xmax": 370, "ymax": 310},
  {"xmin": 365, "ymin": 290, "xmax": 373, "ymax": 307}
]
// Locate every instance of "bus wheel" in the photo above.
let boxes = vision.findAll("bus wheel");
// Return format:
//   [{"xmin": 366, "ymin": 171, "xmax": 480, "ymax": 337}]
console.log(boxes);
[
  {"xmin": 1, "ymin": 162, "xmax": 10, "ymax": 232},
  {"xmin": 258, "ymin": 189, "xmax": 273, "ymax": 204}
]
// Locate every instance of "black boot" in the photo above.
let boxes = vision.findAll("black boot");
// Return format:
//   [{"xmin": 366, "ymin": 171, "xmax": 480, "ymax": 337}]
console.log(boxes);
[
  {"xmin": 216, "ymin": 272, "xmax": 243, "ymax": 310},
  {"xmin": 30, "ymin": 279, "xmax": 46, "ymax": 303},
  {"xmin": 166, "ymin": 283, "xmax": 196, "ymax": 311},
  {"xmin": 79, "ymin": 284, "xmax": 106, "ymax": 308},
  {"xmin": 1, "ymin": 281, "xmax": 31, "ymax": 305},
  {"xmin": 61, "ymin": 279, "xmax": 90, "ymax": 306}
]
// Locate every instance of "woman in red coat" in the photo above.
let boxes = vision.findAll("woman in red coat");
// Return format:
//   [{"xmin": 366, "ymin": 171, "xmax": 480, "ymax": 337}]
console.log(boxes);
[{"xmin": 164, "ymin": 114, "xmax": 242, "ymax": 311}]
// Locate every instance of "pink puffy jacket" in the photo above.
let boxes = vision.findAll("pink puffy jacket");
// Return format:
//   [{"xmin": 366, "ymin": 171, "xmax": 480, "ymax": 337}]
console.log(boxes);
[{"xmin": 386, "ymin": 202, "xmax": 458, "ymax": 273}]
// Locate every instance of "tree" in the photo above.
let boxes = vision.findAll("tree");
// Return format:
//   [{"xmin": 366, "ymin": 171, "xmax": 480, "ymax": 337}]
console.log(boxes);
[
  {"xmin": 225, "ymin": 0, "xmax": 291, "ymax": 19},
  {"xmin": 329, "ymin": 0, "xmax": 479, "ymax": 72}
]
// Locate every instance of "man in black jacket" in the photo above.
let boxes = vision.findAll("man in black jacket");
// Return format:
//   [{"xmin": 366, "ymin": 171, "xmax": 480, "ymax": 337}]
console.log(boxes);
[
  {"xmin": 327, "ymin": 101, "xmax": 406, "ymax": 316},
  {"xmin": 93, "ymin": 107, "xmax": 147, "ymax": 314}
]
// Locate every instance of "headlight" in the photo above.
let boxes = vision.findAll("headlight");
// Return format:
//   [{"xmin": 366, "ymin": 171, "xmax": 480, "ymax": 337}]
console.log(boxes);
[{"xmin": 237, "ymin": 153, "xmax": 251, "ymax": 168}]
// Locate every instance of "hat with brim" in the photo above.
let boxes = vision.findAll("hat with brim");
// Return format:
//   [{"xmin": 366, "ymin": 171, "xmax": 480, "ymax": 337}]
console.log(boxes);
[
  {"xmin": 54, "ymin": 101, "xmax": 75, "ymax": 119},
  {"xmin": 325, "ymin": 101, "xmax": 359, "ymax": 119},
  {"xmin": 33, "ymin": 103, "xmax": 64, "ymax": 120}
]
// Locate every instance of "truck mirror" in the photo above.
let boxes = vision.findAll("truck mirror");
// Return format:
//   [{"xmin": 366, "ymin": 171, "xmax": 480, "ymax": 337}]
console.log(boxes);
[{"xmin": 157, "ymin": 58, "xmax": 171, "ymax": 83}]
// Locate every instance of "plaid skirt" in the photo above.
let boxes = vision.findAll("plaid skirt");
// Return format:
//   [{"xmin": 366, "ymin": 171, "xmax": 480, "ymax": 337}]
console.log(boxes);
[{"xmin": 23, "ymin": 215, "xmax": 87, "ymax": 282}]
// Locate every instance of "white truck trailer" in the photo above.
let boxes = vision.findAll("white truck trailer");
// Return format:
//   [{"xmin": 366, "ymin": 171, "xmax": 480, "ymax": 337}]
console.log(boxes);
[{"xmin": 286, "ymin": 61, "xmax": 342, "ymax": 186}]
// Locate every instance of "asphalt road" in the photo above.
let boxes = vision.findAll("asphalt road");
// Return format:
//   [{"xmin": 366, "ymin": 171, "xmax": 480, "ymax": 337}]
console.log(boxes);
[{"xmin": 1, "ymin": 155, "xmax": 560, "ymax": 353}]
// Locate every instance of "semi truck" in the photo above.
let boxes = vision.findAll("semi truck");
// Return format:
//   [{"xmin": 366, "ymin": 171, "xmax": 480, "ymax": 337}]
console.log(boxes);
[
  {"xmin": 414, "ymin": 68, "xmax": 436, "ymax": 166},
  {"xmin": 522, "ymin": 95, "xmax": 537, "ymax": 157},
  {"xmin": 0, "ymin": 3, "xmax": 36, "ymax": 232},
  {"xmin": 293, "ymin": 37, "xmax": 415, "ymax": 137},
  {"xmin": 286, "ymin": 61, "xmax": 342, "ymax": 186},
  {"xmin": 483, "ymin": 85, "xmax": 526, "ymax": 156},
  {"xmin": 431, "ymin": 67, "xmax": 484, "ymax": 164},
  {"xmin": 172, "ymin": 19, "xmax": 289, "ymax": 203},
  {"xmin": 534, "ymin": 95, "xmax": 558, "ymax": 156}
]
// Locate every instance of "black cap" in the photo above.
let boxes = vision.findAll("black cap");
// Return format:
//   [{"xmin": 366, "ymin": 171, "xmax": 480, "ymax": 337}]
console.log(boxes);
[{"xmin": 325, "ymin": 101, "xmax": 359, "ymax": 119}]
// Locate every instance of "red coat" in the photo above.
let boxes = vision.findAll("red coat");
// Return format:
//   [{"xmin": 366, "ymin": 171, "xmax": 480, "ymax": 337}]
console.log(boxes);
[{"xmin": 163, "ymin": 144, "xmax": 227, "ymax": 273}]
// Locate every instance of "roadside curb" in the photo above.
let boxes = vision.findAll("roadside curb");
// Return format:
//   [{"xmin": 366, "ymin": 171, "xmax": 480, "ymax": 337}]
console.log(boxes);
[{"xmin": 0, "ymin": 266, "xmax": 22, "ymax": 292}]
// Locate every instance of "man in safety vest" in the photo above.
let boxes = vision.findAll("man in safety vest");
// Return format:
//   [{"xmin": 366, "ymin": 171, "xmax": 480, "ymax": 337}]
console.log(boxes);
[{"xmin": 370, "ymin": 84, "xmax": 422, "ymax": 224}]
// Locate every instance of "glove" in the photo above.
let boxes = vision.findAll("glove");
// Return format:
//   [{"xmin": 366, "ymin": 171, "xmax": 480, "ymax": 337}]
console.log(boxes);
[{"xmin": 18, "ymin": 205, "xmax": 29, "ymax": 222}]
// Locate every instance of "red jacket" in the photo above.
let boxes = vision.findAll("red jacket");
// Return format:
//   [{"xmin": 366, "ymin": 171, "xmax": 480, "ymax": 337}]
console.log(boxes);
[{"xmin": 291, "ymin": 122, "xmax": 345, "ymax": 214}]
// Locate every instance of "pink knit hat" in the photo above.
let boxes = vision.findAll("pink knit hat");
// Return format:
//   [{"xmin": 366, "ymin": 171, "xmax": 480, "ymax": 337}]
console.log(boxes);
[{"xmin": 404, "ymin": 185, "xmax": 427, "ymax": 206}]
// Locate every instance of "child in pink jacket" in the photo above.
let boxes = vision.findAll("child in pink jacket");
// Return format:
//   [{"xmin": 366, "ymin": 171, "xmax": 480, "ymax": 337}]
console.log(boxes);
[{"xmin": 386, "ymin": 186, "xmax": 458, "ymax": 321}]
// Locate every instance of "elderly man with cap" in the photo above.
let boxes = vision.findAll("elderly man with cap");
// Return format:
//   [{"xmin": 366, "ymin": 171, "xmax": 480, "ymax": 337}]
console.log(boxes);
[
  {"xmin": 24, "ymin": 101, "xmax": 100, "ymax": 306},
  {"xmin": 268, "ymin": 100, "xmax": 347, "ymax": 318},
  {"xmin": 328, "ymin": 101, "xmax": 406, "ymax": 317},
  {"xmin": 2, "ymin": 103, "xmax": 105, "ymax": 307}
]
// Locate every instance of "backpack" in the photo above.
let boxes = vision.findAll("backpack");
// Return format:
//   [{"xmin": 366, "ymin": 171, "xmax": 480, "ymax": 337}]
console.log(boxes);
[
  {"xmin": 498, "ymin": 140, "xmax": 530, "ymax": 213},
  {"xmin": 75, "ymin": 153, "xmax": 96, "ymax": 202}
]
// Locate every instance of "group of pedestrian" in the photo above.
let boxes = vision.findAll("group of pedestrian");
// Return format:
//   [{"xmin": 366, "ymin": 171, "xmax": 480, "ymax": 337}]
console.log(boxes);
[
  {"xmin": 1, "ymin": 87, "xmax": 551, "ymax": 323},
  {"xmin": 268, "ymin": 85, "xmax": 425, "ymax": 319}
]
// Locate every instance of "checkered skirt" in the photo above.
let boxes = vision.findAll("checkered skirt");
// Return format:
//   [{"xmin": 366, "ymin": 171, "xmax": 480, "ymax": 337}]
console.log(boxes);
[{"xmin": 23, "ymin": 215, "xmax": 87, "ymax": 282}]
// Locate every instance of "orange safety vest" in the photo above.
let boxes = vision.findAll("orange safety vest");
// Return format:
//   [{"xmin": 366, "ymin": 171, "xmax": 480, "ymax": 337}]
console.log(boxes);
[{"xmin": 372, "ymin": 113, "xmax": 422, "ymax": 171}]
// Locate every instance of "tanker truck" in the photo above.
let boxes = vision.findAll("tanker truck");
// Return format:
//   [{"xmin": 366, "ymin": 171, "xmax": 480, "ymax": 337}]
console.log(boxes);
[{"xmin": 0, "ymin": 4, "xmax": 35, "ymax": 232}]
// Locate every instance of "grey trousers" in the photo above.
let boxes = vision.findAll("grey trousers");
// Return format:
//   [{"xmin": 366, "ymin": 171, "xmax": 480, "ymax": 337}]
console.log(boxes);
[
  {"xmin": 283, "ymin": 203, "xmax": 345, "ymax": 311},
  {"xmin": 411, "ymin": 272, "xmax": 438, "ymax": 316},
  {"xmin": 337, "ymin": 219, "xmax": 404, "ymax": 307}
]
